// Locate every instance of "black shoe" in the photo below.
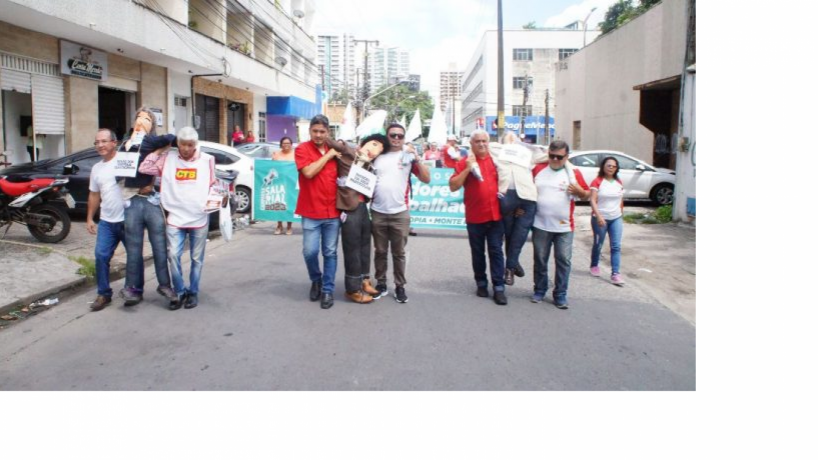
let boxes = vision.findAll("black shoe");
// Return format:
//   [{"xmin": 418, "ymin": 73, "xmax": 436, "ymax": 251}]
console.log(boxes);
[
  {"xmin": 394, "ymin": 286, "xmax": 408, "ymax": 303},
  {"xmin": 514, "ymin": 265, "xmax": 525, "ymax": 278},
  {"xmin": 309, "ymin": 281, "xmax": 322, "ymax": 301},
  {"xmin": 320, "ymin": 292, "xmax": 334, "ymax": 309},
  {"xmin": 409, "ymin": 228, "xmax": 418, "ymax": 236},
  {"xmin": 476, "ymin": 286, "xmax": 489, "ymax": 297},
  {"xmin": 184, "ymin": 293, "xmax": 199, "ymax": 309},
  {"xmin": 373, "ymin": 282, "xmax": 388, "ymax": 300},
  {"xmin": 554, "ymin": 299, "xmax": 569, "ymax": 310},
  {"xmin": 493, "ymin": 291, "xmax": 508, "ymax": 305},
  {"xmin": 169, "ymin": 293, "xmax": 186, "ymax": 311},
  {"xmin": 504, "ymin": 268, "xmax": 515, "ymax": 286},
  {"xmin": 120, "ymin": 288, "xmax": 143, "ymax": 307}
]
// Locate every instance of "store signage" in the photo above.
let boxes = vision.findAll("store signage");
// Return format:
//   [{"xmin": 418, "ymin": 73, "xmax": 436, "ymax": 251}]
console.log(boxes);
[{"xmin": 60, "ymin": 41, "xmax": 107, "ymax": 81}]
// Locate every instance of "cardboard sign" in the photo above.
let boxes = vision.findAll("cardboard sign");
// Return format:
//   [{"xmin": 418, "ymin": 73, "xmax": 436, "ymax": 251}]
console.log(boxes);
[
  {"xmin": 497, "ymin": 144, "xmax": 533, "ymax": 168},
  {"xmin": 345, "ymin": 164, "xmax": 377, "ymax": 198},
  {"xmin": 112, "ymin": 151, "xmax": 139, "ymax": 177}
]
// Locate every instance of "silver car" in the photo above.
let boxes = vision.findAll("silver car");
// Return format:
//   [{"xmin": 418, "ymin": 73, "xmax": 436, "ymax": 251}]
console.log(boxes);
[{"xmin": 568, "ymin": 150, "xmax": 675, "ymax": 205}]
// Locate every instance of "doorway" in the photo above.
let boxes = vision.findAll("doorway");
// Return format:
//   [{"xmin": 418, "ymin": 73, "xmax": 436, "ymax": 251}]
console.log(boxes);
[
  {"xmin": 1, "ymin": 90, "xmax": 33, "ymax": 164},
  {"xmin": 99, "ymin": 86, "xmax": 133, "ymax": 141},
  {"xmin": 226, "ymin": 101, "xmax": 246, "ymax": 145}
]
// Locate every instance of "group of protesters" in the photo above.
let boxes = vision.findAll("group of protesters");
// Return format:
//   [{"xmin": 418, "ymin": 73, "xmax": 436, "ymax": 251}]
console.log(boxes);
[
  {"xmin": 293, "ymin": 114, "xmax": 626, "ymax": 310},
  {"xmin": 87, "ymin": 109, "xmax": 625, "ymax": 313},
  {"xmin": 88, "ymin": 108, "xmax": 216, "ymax": 312}
]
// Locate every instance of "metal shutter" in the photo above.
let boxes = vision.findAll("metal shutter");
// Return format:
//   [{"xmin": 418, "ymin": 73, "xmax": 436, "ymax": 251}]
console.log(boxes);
[
  {"xmin": 32, "ymin": 75, "xmax": 65, "ymax": 135},
  {"xmin": 1, "ymin": 69, "xmax": 31, "ymax": 93}
]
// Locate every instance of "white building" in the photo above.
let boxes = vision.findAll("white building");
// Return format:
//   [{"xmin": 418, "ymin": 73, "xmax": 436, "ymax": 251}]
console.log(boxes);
[
  {"xmin": 460, "ymin": 28, "xmax": 598, "ymax": 142},
  {"xmin": 316, "ymin": 33, "xmax": 358, "ymax": 99},
  {"xmin": 371, "ymin": 47, "xmax": 410, "ymax": 91},
  {"xmin": 439, "ymin": 63, "xmax": 462, "ymax": 115},
  {"xmin": 0, "ymin": 0, "xmax": 318, "ymax": 163},
  {"xmin": 554, "ymin": 0, "xmax": 695, "ymax": 222}
]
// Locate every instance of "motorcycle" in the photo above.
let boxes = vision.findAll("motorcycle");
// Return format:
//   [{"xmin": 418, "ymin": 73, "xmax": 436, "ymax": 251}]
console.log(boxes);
[{"xmin": 0, "ymin": 174, "xmax": 75, "ymax": 243}]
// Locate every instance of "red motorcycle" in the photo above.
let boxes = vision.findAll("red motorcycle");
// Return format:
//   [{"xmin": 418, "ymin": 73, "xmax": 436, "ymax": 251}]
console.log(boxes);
[{"xmin": 0, "ymin": 175, "xmax": 75, "ymax": 243}]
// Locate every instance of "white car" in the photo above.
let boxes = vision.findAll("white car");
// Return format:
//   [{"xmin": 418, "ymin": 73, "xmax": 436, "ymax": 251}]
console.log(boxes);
[
  {"xmin": 568, "ymin": 150, "xmax": 675, "ymax": 205},
  {"xmin": 195, "ymin": 141, "xmax": 255, "ymax": 213}
]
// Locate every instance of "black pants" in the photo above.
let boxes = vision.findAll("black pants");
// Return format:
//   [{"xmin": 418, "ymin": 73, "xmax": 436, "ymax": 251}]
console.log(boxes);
[
  {"xmin": 341, "ymin": 204, "xmax": 372, "ymax": 292},
  {"xmin": 27, "ymin": 146, "xmax": 35, "ymax": 163},
  {"xmin": 466, "ymin": 220, "xmax": 506, "ymax": 292}
]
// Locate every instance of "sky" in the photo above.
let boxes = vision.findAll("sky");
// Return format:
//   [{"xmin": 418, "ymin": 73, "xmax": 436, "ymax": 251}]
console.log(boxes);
[{"xmin": 312, "ymin": 0, "xmax": 617, "ymax": 100}]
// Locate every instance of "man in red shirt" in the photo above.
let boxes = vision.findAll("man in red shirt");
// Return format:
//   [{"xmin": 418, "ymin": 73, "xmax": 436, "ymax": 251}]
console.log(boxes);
[
  {"xmin": 449, "ymin": 129, "xmax": 507, "ymax": 305},
  {"xmin": 295, "ymin": 115, "xmax": 342, "ymax": 309},
  {"xmin": 441, "ymin": 135, "xmax": 461, "ymax": 169}
]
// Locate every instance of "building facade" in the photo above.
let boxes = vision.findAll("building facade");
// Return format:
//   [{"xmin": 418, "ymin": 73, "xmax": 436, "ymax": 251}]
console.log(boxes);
[
  {"xmin": 460, "ymin": 28, "xmax": 595, "ymax": 143},
  {"xmin": 0, "ymin": 0, "xmax": 318, "ymax": 165},
  {"xmin": 371, "ymin": 47, "xmax": 410, "ymax": 92},
  {"xmin": 439, "ymin": 64, "xmax": 462, "ymax": 115},
  {"xmin": 316, "ymin": 33, "xmax": 358, "ymax": 100}
]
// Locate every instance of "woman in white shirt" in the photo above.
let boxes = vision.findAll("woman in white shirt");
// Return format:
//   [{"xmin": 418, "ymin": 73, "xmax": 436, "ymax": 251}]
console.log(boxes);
[{"xmin": 589, "ymin": 156, "xmax": 625, "ymax": 286}]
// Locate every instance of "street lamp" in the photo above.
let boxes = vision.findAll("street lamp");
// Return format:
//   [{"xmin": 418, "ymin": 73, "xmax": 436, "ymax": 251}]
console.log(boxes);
[
  {"xmin": 360, "ymin": 80, "xmax": 409, "ymax": 124},
  {"xmin": 582, "ymin": 7, "xmax": 597, "ymax": 47}
]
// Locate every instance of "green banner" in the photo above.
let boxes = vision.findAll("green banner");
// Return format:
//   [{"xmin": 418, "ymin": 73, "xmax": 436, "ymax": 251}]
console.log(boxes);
[
  {"xmin": 408, "ymin": 168, "xmax": 466, "ymax": 230},
  {"xmin": 253, "ymin": 159, "xmax": 299, "ymax": 222},
  {"xmin": 252, "ymin": 162, "xmax": 467, "ymax": 229}
]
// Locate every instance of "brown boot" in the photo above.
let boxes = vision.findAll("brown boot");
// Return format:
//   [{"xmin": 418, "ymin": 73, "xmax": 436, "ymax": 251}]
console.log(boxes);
[
  {"xmin": 361, "ymin": 278, "xmax": 379, "ymax": 296},
  {"xmin": 345, "ymin": 291, "xmax": 374, "ymax": 304},
  {"xmin": 90, "ymin": 295, "xmax": 111, "ymax": 312}
]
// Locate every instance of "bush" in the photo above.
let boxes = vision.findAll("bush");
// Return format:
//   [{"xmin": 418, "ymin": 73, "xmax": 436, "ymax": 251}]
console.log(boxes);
[
  {"xmin": 655, "ymin": 205, "xmax": 673, "ymax": 223},
  {"xmin": 624, "ymin": 205, "xmax": 673, "ymax": 225}
]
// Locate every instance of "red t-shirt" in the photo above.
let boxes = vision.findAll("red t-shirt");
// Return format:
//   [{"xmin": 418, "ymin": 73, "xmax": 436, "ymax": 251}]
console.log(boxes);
[
  {"xmin": 455, "ymin": 154, "xmax": 501, "ymax": 224},
  {"xmin": 442, "ymin": 144, "xmax": 460, "ymax": 168},
  {"xmin": 295, "ymin": 141, "xmax": 340, "ymax": 219}
]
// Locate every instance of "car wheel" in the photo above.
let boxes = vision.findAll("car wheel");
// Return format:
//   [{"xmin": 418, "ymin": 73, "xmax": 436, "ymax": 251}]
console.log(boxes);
[
  {"xmin": 235, "ymin": 186, "xmax": 251, "ymax": 213},
  {"xmin": 650, "ymin": 183, "xmax": 674, "ymax": 206}
]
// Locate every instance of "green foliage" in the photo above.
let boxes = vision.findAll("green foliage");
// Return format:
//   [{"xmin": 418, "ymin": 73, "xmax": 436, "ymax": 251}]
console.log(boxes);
[
  {"xmin": 654, "ymin": 205, "xmax": 673, "ymax": 223},
  {"xmin": 70, "ymin": 256, "xmax": 95, "ymax": 279},
  {"xmin": 367, "ymin": 84, "xmax": 435, "ymax": 125},
  {"xmin": 624, "ymin": 205, "xmax": 673, "ymax": 225},
  {"xmin": 600, "ymin": 0, "xmax": 661, "ymax": 35},
  {"xmin": 522, "ymin": 21, "xmax": 537, "ymax": 29}
]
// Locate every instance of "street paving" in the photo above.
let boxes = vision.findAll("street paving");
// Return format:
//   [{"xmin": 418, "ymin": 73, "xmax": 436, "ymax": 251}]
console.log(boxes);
[{"xmin": 0, "ymin": 220, "xmax": 694, "ymax": 390}]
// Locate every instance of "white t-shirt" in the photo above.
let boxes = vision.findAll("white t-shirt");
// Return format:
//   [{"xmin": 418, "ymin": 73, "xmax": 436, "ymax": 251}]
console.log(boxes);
[
  {"xmin": 533, "ymin": 166, "xmax": 580, "ymax": 233},
  {"xmin": 590, "ymin": 177, "xmax": 624, "ymax": 220},
  {"xmin": 89, "ymin": 159, "xmax": 125, "ymax": 223},
  {"xmin": 371, "ymin": 150, "xmax": 417, "ymax": 214},
  {"xmin": 160, "ymin": 152, "xmax": 214, "ymax": 228}
]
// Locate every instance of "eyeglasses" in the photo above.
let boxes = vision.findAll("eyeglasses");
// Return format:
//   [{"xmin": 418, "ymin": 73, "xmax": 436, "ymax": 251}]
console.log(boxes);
[
  {"xmin": 389, "ymin": 133, "xmax": 405, "ymax": 139},
  {"xmin": 93, "ymin": 140, "xmax": 113, "ymax": 145},
  {"xmin": 548, "ymin": 154, "xmax": 566, "ymax": 160}
]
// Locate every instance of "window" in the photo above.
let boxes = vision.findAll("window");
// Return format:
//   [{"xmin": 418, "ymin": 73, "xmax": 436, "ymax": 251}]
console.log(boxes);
[
  {"xmin": 201, "ymin": 147, "xmax": 238, "ymax": 165},
  {"xmin": 559, "ymin": 48, "xmax": 578, "ymax": 60},
  {"xmin": 513, "ymin": 48, "xmax": 533, "ymax": 61},
  {"xmin": 569, "ymin": 153, "xmax": 599, "ymax": 168},
  {"xmin": 612, "ymin": 154, "xmax": 640, "ymax": 171},
  {"xmin": 513, "ymin": 77, "xmax": 526, "ymax": 89},
  {"xmin": 512, "ymin": 105, "xmax": 532, "ymax": 116}
]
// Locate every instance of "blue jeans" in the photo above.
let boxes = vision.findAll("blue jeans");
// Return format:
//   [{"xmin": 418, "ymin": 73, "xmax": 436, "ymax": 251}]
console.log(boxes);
[
  {"xmin": 500, "ymin": 189, "xmax": 536, "ymax": 271},
  {"xmin": 302, "ymin": 217, "xmax": 341, "ymax": 294},
  {"xmin": 124, "ymin": 195, "xmax": 171, "ymax": 293},
  {"xmin": 166, "ymin": 225, "xmax": 208, "ymax": 296},
  {"xmin": 95, "ymin": 220, "xmax": 124, "ymax": 297},
  {"xmin": 591, "ymin": 216, "xmax": 623, "ymax": 275},
  {"xmin": 532, "ymin": 228, "xmax": 574, "ymax": 303},
  {"xmin": 466, "ymin": 220, "xmax": 506, "ymax": 292}
]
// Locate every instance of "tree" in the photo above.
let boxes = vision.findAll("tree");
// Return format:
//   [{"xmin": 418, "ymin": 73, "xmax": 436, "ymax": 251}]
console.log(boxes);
[
  {"xmin": 522, "ymin": 21, "xmax": 537, "ymax": 29},
  {"xmin": 600, "ymin": 0, "xmax": 633, "ymax": 34},
  {"xmin": 366, "ymin": 83, "xmax": 435, "ymax": 126}
]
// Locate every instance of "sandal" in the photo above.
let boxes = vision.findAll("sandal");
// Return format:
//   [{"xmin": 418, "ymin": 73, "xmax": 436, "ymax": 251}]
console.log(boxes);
[
  {"xmin": 286, "ymin": 227, "xmax": 293, "ymax": 235},
  {"xmin": 274, "ymin": 226, "xmax": 283, "ymax": 235}
]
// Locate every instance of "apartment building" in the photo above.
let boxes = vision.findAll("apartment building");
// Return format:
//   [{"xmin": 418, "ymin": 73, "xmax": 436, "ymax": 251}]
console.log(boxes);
[{"xmin": 0, "ymin": 0, "xmax": 319, "ymax": 164}]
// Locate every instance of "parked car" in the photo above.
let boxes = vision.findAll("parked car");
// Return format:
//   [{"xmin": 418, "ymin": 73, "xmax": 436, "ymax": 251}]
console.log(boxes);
[
  {"xmin": 237, "ymin": 142, "xmax": 281, "ymax": 159},
  {"xmin": 0, "ymin": 145, "xmax": 239, "ymax": 226},
  {"xmin": 190, "ymin": 141, "xmax": 255, "ymax": 213},
  {"xmin": 568, "ymin": 150, "xmax": 675, "ymax": 205}
]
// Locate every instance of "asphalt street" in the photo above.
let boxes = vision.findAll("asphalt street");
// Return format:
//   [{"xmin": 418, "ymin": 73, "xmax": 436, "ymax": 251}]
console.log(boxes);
[{"xmin": 0, "ymin": 221, "xmax": 695, "ymax": 390}]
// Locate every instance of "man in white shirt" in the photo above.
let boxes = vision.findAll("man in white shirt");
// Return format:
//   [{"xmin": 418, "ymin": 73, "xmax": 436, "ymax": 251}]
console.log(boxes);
[
  {"xmin": 87, "ymin": 129, "xmax": 125, "ymax": 311},
  {"xmin": 370, "ymin": 123, "xmax": 430, "ymax": 303},
  {"xmin": 139, "ymin": 126, "xmax": 215, "ymax": 310}
]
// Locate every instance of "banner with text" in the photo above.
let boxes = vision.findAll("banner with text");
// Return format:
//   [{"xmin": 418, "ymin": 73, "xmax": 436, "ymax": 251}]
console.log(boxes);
[
  {"xmin": 253, "ymin": 160, "xmax": 299, "ymax": 222},
  {"xmin": 408, "ymin": 168, "xmax": 466, "ymax": 230}
]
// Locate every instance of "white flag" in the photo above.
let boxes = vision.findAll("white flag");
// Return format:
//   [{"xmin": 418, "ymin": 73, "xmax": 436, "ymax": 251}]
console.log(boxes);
[
  {"xmin": 339, "ymin": 102, "xmax": 357, "ymax": 141},
  {"xmin": 427, "ymin": 106, "xmax": 448, "ymax": 145},
  {"xmin": 406, "ymin": 108, "xmax": 422, "ymax": 142},
  {"xmin": 356, "ymin": 110, "xmax": 387, "ymax": 137}
]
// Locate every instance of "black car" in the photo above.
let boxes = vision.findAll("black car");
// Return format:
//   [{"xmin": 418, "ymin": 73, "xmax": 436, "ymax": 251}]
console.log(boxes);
[{"xmin": 0, "ymin": 148, "xmax": 237, "ymax": 229}]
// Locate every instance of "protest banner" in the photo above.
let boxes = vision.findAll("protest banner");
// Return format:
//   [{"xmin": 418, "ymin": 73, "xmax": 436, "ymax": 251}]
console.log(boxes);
[
  {"xmin": 408, "ymin": 168, "xmax": 466, "ymax": 230},
  {"xmin": 253, "ymin": 159, "xmax": 299, "ymax": 222}
]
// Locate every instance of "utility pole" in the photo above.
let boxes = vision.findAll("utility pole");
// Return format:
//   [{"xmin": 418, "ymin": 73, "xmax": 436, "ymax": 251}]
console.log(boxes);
[
  {"xmin": 521, "ymin": 74, "xmax": 530, "ymax": 140},
  {"xmin": 354, "ymin": 39, "xmax": 379, "ymax": 123},
  {"xmin": 497, "ymin": 0, "xmax": 505, "ymax": 139},
  {"xmin": 544, "ymin": 88, "xmax": 551, "ymax": 145}
]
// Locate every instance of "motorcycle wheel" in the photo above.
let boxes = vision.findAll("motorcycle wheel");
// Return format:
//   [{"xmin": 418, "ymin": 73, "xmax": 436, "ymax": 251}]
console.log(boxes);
[{"xmin": 27, "ymin": 204, "xmax": 71, "ymax": 243}]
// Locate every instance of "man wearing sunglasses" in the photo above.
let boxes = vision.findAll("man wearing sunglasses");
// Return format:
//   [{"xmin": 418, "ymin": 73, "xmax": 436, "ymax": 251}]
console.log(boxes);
[
  {"xmin": 370, "ymin": 123, "xmax": 431, "ymax": 303},
  {"xmin": 530, "ymin": 140, "xmax": 590, "ymax": 309}
]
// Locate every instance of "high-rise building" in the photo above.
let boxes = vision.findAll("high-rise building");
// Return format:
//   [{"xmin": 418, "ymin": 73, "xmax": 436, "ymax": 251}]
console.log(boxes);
[
  {"xmin": 371, "ymin": 47, "xmax": 410, "ymax": 91},
  {"xmin": 439, "ymin": 63, "xmax": 463, "ymax": 115},
  {"xmin": 316, "ymin": 33, "xmax": 358, "ymax": 99}
]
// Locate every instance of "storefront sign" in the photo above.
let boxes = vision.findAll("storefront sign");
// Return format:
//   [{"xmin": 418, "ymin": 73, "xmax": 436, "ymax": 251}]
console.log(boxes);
[
  {"xmin": 486, "ymin": 115, "xmax": 554, "ymax": 138},
  {"xmin": 60, "ymin": 41, "xmax": 107, "ymax": 81}
]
